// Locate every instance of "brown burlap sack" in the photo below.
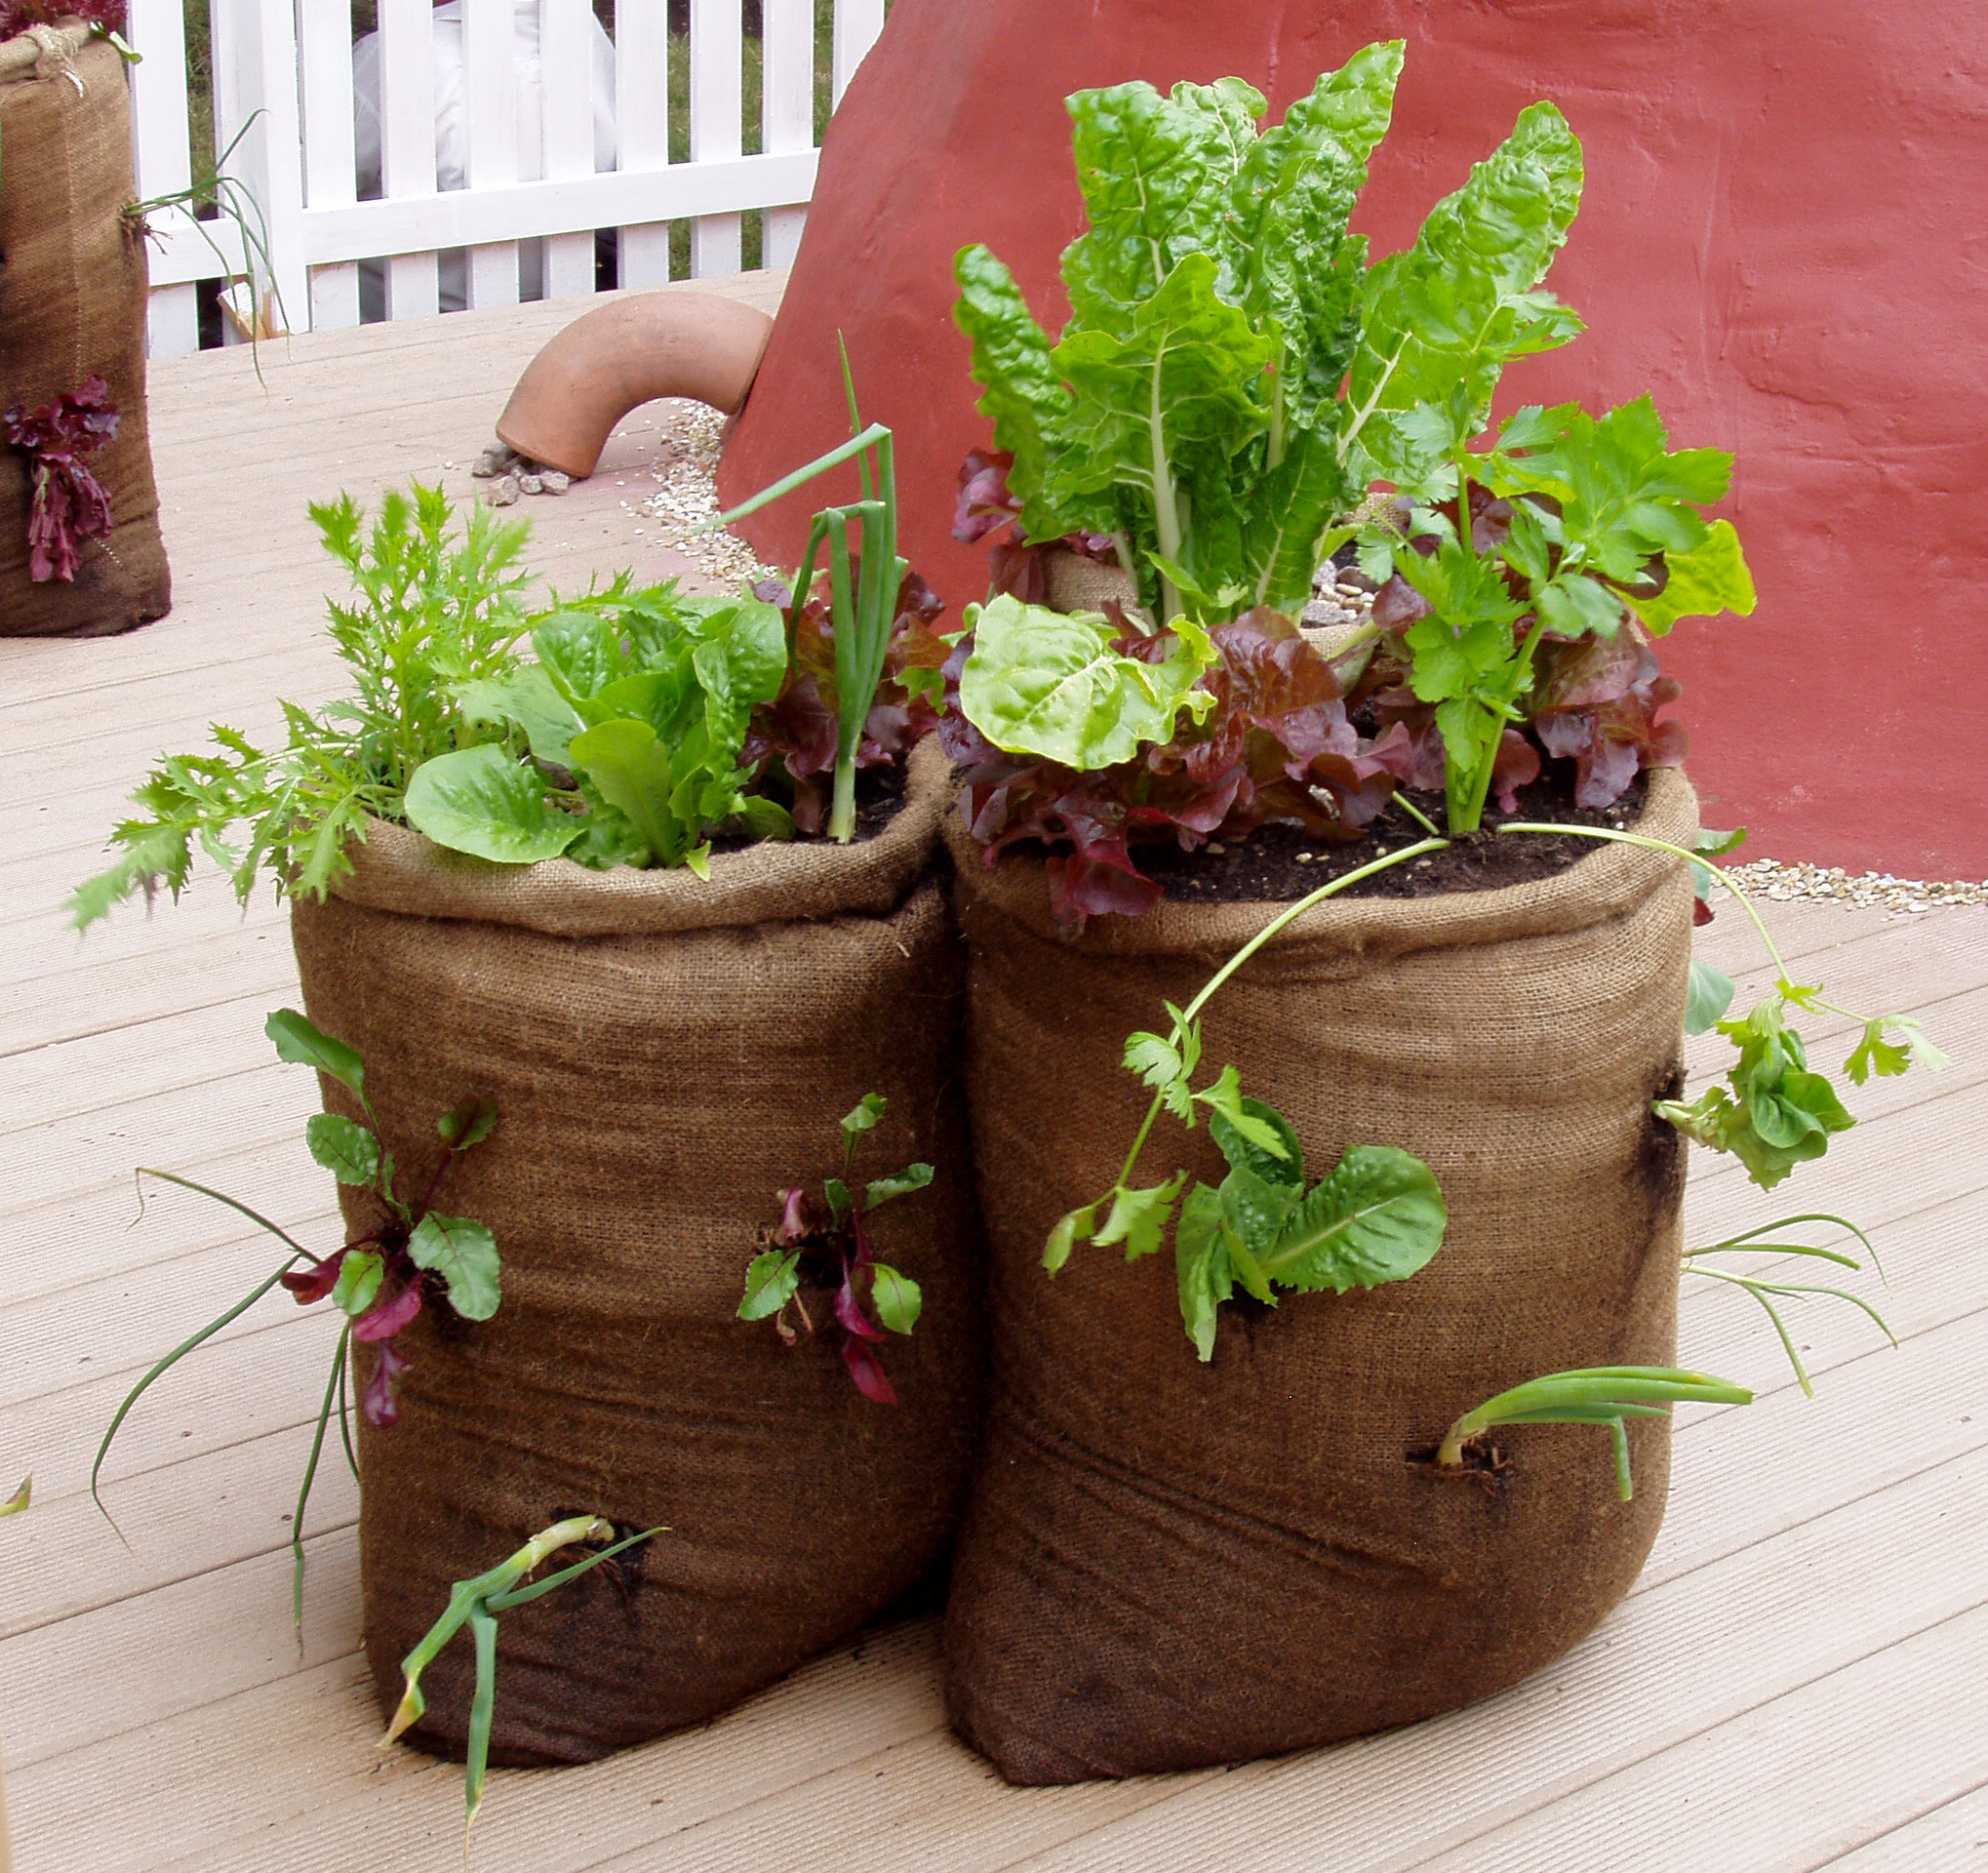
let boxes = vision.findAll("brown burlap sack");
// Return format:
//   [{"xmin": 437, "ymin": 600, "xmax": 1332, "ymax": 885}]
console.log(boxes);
[
  {"xmin": 0, "ymin": 29, "xmax": 170, "ymax": 636},
  {"xmin": 940, "ymin": 770, "xmax": 1698, "ymax": 1782},
  {"xmin": 289, "ymin": 744, "xmax": 982, "ymax": 1765}
]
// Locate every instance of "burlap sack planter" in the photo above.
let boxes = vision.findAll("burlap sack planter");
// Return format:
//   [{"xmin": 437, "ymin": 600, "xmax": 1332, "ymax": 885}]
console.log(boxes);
[
  {"xmin": 940, "ymin": 770, "xmax": 1698, "ymax": 1783},
  {"xmin": 0, "ymin": 28, "xmax": 171, "ymax": 636},
  {"xmin": 289, "ymin": 744, "xmax": 981, "ymax": 1766}
]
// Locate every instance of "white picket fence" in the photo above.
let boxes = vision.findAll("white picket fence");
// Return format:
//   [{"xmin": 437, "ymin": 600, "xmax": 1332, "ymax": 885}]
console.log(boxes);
[{"xmin": 124, "ymin": 0, "xmax": 884, "ymax": 356}]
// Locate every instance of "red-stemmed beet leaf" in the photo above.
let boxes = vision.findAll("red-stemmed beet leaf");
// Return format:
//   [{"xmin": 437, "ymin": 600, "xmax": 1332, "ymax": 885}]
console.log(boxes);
[
  {"xmin": 4, "ymin": 378, "xmax": 120, "ymax": 583},
  {"xmin": 96, "ymin": 1009, "xmax": 502, "ymax": 1625},
  {"xmin": 737, "ymin": 1094, "xmax": 932, "ymax": 1402}
]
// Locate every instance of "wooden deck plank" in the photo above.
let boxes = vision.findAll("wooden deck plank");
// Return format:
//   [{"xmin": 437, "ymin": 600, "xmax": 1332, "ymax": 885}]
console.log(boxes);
[
  {"xmin": 20, "ymin": 1380, "xmax": 1979, "ymax": 1873},
  {"xmin": 1399, "ymin": 1601, "xmax": 1988, "ymax": 1873},
  {"xmin": 1816, "ymin": 1781, "xmax": 1988, "ymax": 1869}
]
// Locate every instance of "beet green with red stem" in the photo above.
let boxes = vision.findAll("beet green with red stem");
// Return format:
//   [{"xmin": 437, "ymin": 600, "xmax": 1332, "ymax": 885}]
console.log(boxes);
[
  {"xmin": 96, "ymin": 1009, "xmax": 503, "ymax": 1624},
  {"xmin": 738, "ymin": 1094, "xmax": 932, "ymax": 1404}
]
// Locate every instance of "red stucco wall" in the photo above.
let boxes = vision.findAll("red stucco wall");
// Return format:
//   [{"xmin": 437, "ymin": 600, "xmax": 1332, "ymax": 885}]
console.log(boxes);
[{"xmin": 720, "ymin": 0, "xmax": 1988, "ymax": 875}]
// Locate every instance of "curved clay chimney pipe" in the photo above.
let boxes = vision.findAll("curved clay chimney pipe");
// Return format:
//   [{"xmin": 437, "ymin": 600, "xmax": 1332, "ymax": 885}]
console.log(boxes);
[{"xmin": 495, "ymin": 290, "xmax": 775, "ymax": 480}]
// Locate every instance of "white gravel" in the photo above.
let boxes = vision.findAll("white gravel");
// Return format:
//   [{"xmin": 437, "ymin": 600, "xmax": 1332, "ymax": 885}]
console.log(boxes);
[
  {"xmin": 638, "ymin": 402, "xmax": 780, "ymax": 587},
  {"xmin": 1723, "ymin": 858, "xmax": 1987, "ymax": 912}
]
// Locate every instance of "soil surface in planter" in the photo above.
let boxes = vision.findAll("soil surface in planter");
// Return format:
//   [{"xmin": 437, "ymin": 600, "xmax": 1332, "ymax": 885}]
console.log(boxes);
[
  {"xmin": 717, "ymin": 761, "xmax": 908, "ymax": 853},
  {"xmin": 1140, "ymin": 764, "xmax": 1650, "ymax": 904}
]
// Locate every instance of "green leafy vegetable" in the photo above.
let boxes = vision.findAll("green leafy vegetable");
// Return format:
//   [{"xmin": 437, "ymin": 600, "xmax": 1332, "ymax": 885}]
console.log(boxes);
[
  {"xmin": 401, "ymin": 743, "xmax": 583, "ymax": 864},
  {"xmin": 1173, "ymin": 1118, "xmax": 1445, "ymax": 1359},
  {"xmin": 960, "ymin": 595, "xmax": 1215, "ymax": 769},
  {"xmin": 70, "ymin": 484, "xmax": 533, "ymax": 927},
  {"xmin": 97, "ymin": 1009, "xmax": 502, "ymax": 1622}
]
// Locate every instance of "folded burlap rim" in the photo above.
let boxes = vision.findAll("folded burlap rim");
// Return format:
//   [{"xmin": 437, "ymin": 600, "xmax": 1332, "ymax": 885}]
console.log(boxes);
[
  {"xmin": 944, "ymin": 766, "xmax": 1699, "ymax": 972},
  {"xmin": 0, "ymin": 21, "xmax": 95, "ymax": 84},
  {"xmin": 327, "ymin": 737, "xmax": 949, "ymax": 937}
]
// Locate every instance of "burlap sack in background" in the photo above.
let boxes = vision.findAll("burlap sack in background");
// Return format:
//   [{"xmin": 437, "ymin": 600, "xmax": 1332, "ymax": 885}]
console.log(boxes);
[
  {"xmin": 940, "ymin": 771, "xmax": 1698, "ymax": 1783},
  {"xmin": 290, "ymin": 745, "xmax": 982, "ymax": 1765},
  {"xmin": 0, "ymin": 29, "xmax": 170, "ymax": 636}
]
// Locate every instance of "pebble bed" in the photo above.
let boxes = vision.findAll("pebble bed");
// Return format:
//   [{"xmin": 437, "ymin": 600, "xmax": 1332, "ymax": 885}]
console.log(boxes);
[
  {"xmin": 581, "ymin": 421, "xmax": 1988, "ymax": 915},
  {"xmin": 640, "ymin": 402, "xmax": 780, "ymax": 586}
]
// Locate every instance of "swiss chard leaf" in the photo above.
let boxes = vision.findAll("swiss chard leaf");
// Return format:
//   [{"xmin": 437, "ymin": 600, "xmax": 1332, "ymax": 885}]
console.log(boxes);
[
  {"xmin": 438, "ymin": 1096, "xmax": 499, "ymax": 1152},
  {"xmin": 1345, "ymin": 102, "xmax": 1583, "ymax": 484},
  {"xmin": 305, "ymin": 1113, "xmax": 380, "ymax": 1188},
  {"xmin": 868, "ymin": 1263, "xmax": 923, "ymax": 1335},
  {"xmin": 332, "ymin": 1248, "xmax": 386, "ymax": 1319},
  {"xmin": 737, "ymin": 1250, "xmax": 802, "ymax": 1321},
  {"xmin": 864, "ymin": 1163, "xmax": 934, "ymax": 1210},
  {"xmin": 266, "ymin": 1009, "xmax": 368, "ymax": 1108}
]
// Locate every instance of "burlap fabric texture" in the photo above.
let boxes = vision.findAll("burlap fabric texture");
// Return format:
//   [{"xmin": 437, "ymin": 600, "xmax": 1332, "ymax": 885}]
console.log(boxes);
[
  {"xmin": 290, "ymin": 743, "xmax": 982, "ymax": 1765},
  {"xmin": 0, "ymin": 30, "xmax": 171, "ymax": 636},
  {"xmin": 940, "ymin": 769, "xmax": 1698, "ymax": 1782}
]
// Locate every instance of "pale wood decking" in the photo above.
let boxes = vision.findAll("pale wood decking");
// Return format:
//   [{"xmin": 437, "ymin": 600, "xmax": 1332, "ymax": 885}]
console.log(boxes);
[{"xmin": 4, "ymin": 277, "xmax": 1986, "ymax": 1873}]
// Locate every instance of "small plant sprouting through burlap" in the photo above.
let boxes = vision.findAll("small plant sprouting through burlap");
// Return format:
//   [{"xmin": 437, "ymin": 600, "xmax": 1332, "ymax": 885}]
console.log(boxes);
[
  {"xmin": 1499, "ymin": 822, "xmax": 1949, "ymax": 1190},
  {"xmin": 1435, "ymin": 1368, "xmax": 1754, "ymax": 1499},
  {"xmin": 1049, "ymin": 838, "xmax": 1452, "ymax": 1354},
  {"xmin": 96, "ymin": 1009, "xmax": 502, "ymax": 1623},
  {"xmin": 381, "ymin": 1516, "xmax": 663, "ymax": 1850},
  {"xmin": 737, "ymin": 1095, "xmax": 932, "ymax": 1403},
  {"xmin": 0, "ymin": 1476, "xmax": 27, "ymax": 1518}
]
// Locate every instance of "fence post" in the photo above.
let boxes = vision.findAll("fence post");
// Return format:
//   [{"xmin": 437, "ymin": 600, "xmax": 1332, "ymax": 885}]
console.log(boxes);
[
  {"xmin": 208, "ymin": 0, "xmax": 309, "ymax": 337},
  {"xmin": 126, "ymin": 0, "xmax": 201, "ymax": 354},
  {"xmin": 688, "ymin": 0, "xmax": 742, "ymax": 276}
]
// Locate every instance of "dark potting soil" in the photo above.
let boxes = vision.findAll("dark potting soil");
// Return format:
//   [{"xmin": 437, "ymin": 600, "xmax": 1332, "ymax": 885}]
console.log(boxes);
[
  {"xmin": 712, "ymin": 761, "xmax": 908, "ymax": 855},
  {"xmin": 1139, "ymin": 765, "xmax": 1650, "ymax": 905}
]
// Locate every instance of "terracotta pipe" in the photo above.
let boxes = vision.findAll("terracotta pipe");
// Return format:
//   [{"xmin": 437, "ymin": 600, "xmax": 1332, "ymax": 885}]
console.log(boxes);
[{"xmin": 495, "ymin": 290, "xmax": 775, "ymax": 480}]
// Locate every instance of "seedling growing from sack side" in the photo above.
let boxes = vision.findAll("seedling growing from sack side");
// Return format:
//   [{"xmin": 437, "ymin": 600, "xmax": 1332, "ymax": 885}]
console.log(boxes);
[
  {"xmin": 1496, "ymin": 821, "xmax": 1948, "ymax": 1188},
  {"xmin": 1436, "ymin": 1366, "xmax": 1752, "ymax": 1499},
  {"xmin": 97, "ymin": 1008, "xmax": 502, "ymax": 1623},
  {"xmin": 382, "ymin": 1516, "xmax": 661, "ymax": 1852},
  {"xmin": 738, "ymin": 1094, "xmax": 932, "ymax": 1403}
]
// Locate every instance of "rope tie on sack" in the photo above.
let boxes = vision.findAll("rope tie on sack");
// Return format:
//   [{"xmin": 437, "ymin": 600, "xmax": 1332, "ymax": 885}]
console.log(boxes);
[{"xmin": 23, "ymin": 22, "xmax": 85, "ymax": 96}]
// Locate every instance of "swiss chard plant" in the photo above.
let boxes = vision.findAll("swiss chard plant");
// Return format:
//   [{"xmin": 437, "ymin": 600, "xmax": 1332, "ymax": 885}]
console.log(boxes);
[
  {"xmin": 737, "ymin": 1095, "xmax": 932, "ymax": 1404},
  {"xmin": 955, "ymin": 43, "xmax": 1539, "ymax": 626},
  {"xmin": 944, "ymin": 48, "xmax": 1758, "ymax": 915},
  {"xmin": 96, "ymin": 1010, "xmax": 501, "ymax": 1620}
]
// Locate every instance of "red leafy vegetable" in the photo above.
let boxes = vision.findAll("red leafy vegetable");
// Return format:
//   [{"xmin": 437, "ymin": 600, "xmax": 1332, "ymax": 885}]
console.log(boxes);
[{"xmin": 4, "ymin": 378, "xmax": 120, "ymax": 583}]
